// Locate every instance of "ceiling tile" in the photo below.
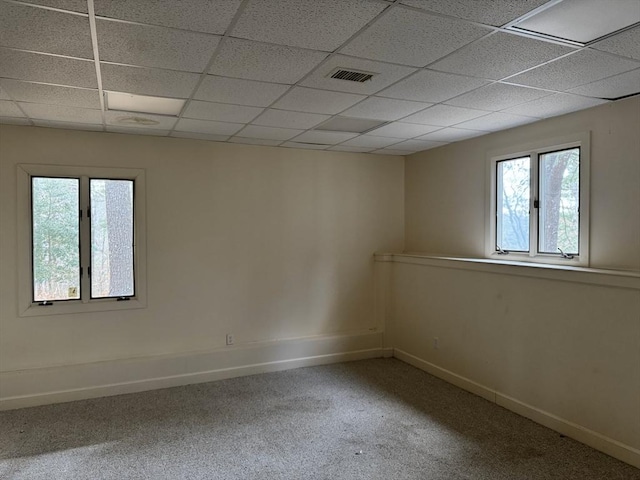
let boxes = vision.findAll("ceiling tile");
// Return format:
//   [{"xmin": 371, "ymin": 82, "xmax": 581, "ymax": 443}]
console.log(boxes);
[
  {"xmin": 0, "ymin": 49, "xmax": 97, "ymax": 89},
  {"xmin": 292, "ymin": 131, "xmax": 358, "ymax": 144},
  {"xmin": 175, "ymin": 118, "xmax": 244, "ymax": 136},
  {"xmin": 454, "ymin": 112, "xmax": 538, "ymax": 131},
  {"xmin": 568, "ymin": 69, "xmax": 640, "ymax": 99},
  {"xmin": 0, "ymin": 79, "xmax": 100, "ymax": 109},
  {"xmin": 371, "ymin": 148, "xmax": 411, "ymax": 155},
  {"xmin": 327, "ymin": 145, "xmax": 374, "ymax": 153},
  {"xmin": 209, "ymin": 38, "xmax": 327, "ymax": 84},
  {"xmin": 502, "ymin": 93, "xmax": 609, "ymax": 118},
  {"xmin": 430, "ymin": 32, "xmax": 574, "ymax": 81},
  {"xmin": 231, "ymin": 0, "xmax": 386, "ymax": 51},
  {"xmin": 32, "ymin": 120, "xmax": 102, "ymax": 131},
  {"xmin": 282, "ymin": 142, "xmax": 330, "ymax": 150},
  {"xmin": 104, "ymin": 110, "xmax": 177, "ymax": 129},
  {"xmin": 340, "ymin": 97, "xmax": 431, "ymax": 121},
  {"xmin": 299, "ymin": 55, "xmax": 417, "ymax": 95},
  {"xmin": 19, "ymin": 103, "xmax": 103, "ymax": 124},
  {"xmin": 228, "ymin": 137, "xmax": 282, "ymax": 146},
  {"xmin": 416, "ymin": 127, "xmax": 485, "ymax": 142},
  {"xmin": 0, "ymin": 2, "xmax": 93, "ymax": 59},
  {"xmin": 95, "ymin": 0, "xmax": 242, "ymax": 34},
  {"xmin": 400, "ymin": 0, "xmax": 550, "ymax": 27},
  {"xmin": 235, "ymin": 125, "xmax": 303, "ymax": 141},
  {"xmin": 101, "ymin": 64, "xmax": 201, "ymax": 98},
  {"xmin": 252, "ymin": 109, "xmax": 330, "ymax": 129},
  {"xmin": 402, "ymin": 104, "xmax": 490, "ymax": 126},
  {"xmin": 391, "ymin": 139, "xmax": 447, "ymax": 151},
  {"xmin": 591, "ymin": 26, "xmax": 640, "ymax": 61},
  {"xmin": 96, "ymin": 19, "xmax": 220, "ymax": 73},
  {"xmin": 378, "ymin": 69, "xmax": 488, "ymax": 103},
  {"xmin": 507, "ymin": 50, "xmax": 640, "ymax": 91},
  {"xmin": 446, "ymin": 83, "xmax": 551, "ymax": 111},
  {"xmin": 340, "ymin": 135, "xmax": 404, "ymax": 148},
  {"xmin": 0, "ymin": 87, "xmax": 9, "ymax": 100},
  {"xmin": 271, "ymin": 87, "xmax": 365, "ymax": 115},
  {"xmin": 183, "ymin": 101, "xmax": 263, "ymax": 123},
  {"xmin": 342, "ymin": 7, "xmax": 490, "ymax": 67},
  {"xmin": 107, "ymin": 127, "xmax": 170, "ymax": 136},
  {"xmin": 17, "ymin": 1, "xmax": 87, "ymax": 13},
  {"xmin": 170, "ymin": 131, "xmax": 230, "ymax": 142},
  {"xmin": 0, "ymin": 100, "xmax": 25, "ymax": 117},
  {"xmin": 0, "ymin": 116, "xmax": 30, "ymax": 125},
  {"xmin": 195, "ymin": 76, "xmax": 290, "ymax": 107},
  {"xmin": 367, "ymin": 122, "xmax": 441, "ymax": 138}
]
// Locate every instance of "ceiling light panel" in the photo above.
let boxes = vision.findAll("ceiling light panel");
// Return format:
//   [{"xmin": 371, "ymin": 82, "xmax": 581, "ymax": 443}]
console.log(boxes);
[
  {"xmin": 100, "ymin": 64, "xmax": 201, "ymax": 99},
  {"xmin": 0, "ymin": 49, "xmax": 98, "ymax": 89},
  {"xmin": 183, "ymin": 101, "xmax": 263, "ymax": 123},
  {"xmin": 379, "ymin": 70, "xmax": 489, "ymax": 103},
  {"xmin": 209, "ymin": 38, "xmax": 328, "ymax": 84},
  {"xmin": 96, "ymin": 20, "xmax": 220, "ymax": 73},
  {"xmin": 94, "ymin": 0, "xmax": 242, "ymax": 35},
  {"xmin": 400, "ymin": 0, "xmax": 550, "ymax": 27},
  {"xmin": 314, "ymin": 116, "xmax": 387, "ymax": 133},
  {"xmin": 510, "ymin": 0, "xmax": 640, "ymax": 44},
  {"xmin": 429, "ymin": 32, "xmax": 574, "ymax": 81},
  {"xmin": 342, "ymin": 7, "xmax": 490, "ymax": 67},
  {"xmin": 195, "ymin": 76, "xmax": 290, "ymax": 107},
  {"xmin": 231, "ymin": 0, "xmax": 386, "ymax": 51},
  {"xmin": 0, "ymin": 80, "xmax": 101, "ymax": 109},
  {"xmin": 506, "ymin": 49, "xmax": 640, "ymax": 92},
  {"xmin": 107, "ymin": 92, "xmax": 185, "ymax": 116},
  {"xmin": 271, "ymin": 87, "xmax": 365, "ymax": 115},
  {"xmin": 0, "ymin": 2, "xmax": 93, "ymax": 59},
  {"xmin": 252, "ymin": 110, "xmax": 331, "ymax": 130},
  {"xmin": 340, "ymin": 97, "xmax": 432, "ymax": 121},
  {"xmin": 502, "ymin": 93, "xmax": 609, "ymax": 117}
]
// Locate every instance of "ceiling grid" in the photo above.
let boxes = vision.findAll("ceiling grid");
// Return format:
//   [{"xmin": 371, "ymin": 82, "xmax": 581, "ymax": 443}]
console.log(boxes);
[{"xmin": 0, "ymin": 0, "xmax": 638, "ymax": 153}]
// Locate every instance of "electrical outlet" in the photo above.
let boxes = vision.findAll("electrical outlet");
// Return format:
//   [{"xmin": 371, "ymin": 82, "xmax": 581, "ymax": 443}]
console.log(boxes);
[
  {"xmin": 433, "ymin": 337, "xmax": 439, "ymax": 350},
  {"xmin": 226, "ymin": 334, "xmax": 234, "ymax": 346}
]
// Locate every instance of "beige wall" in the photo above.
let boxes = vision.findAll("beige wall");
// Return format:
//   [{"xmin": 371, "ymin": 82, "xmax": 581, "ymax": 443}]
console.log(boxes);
[
  {"xmin": 0, "ymin": 126, "xmax": 404, "ymax": 372},
  {"xmin": 405, "ymin": 96, "xmax": 640, "ymax": 272}
]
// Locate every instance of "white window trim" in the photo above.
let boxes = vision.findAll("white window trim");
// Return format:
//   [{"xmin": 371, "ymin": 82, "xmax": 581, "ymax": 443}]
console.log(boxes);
[
  {"xmin": 485, "ymin": 131, "xmax": 590, "ymax": 267},
  {"xmin": 17, "ymin": 163, "xmax": 147, "ymax": 317}
]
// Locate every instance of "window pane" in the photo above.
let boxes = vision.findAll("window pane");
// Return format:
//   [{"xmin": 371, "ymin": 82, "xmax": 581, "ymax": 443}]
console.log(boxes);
[
  {"xmin": 32, "ymin": 177, "xmax": 80, "ymax": 301},
  {"xmin": 90, "ymin": 179, "xmax": 134, "ymax": 298},
  {"xmin": 496, "ymin": 157, "xmax": 530, "ymax": 252},
  {"xmin": 539, "ymin": 148, "xmax": 580, "ymax": 254}
]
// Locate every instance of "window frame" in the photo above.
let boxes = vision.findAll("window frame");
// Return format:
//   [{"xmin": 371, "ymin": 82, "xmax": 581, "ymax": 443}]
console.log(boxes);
[
  {"xmin": 485, "ymin": 132, "xmax": 590, "ymax": 267},
  {"xmin": 18, "ymin": 164, "xmax": 147, "ymax": 317}
]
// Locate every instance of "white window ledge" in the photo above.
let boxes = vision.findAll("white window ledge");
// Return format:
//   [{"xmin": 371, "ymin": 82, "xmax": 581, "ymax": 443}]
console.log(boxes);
[{"xmin": 374, "ymin": 253, "xmax": 640, "ymax": 290}]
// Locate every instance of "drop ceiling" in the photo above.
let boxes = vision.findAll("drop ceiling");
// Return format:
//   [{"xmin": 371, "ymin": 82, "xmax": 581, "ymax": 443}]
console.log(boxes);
[{"xmin": 0, "ymin": 0, "xmax": 638, "ymax": 155}]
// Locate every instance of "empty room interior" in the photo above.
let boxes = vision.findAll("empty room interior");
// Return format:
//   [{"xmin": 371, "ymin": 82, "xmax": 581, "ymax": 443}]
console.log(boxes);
[{"xmin": 0, "ymin": 0, "xmax": 639, "ymax": 478}]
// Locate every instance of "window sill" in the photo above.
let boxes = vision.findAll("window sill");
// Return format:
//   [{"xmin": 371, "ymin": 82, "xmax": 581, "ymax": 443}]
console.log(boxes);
[
  {"xmin": 19, "ymin": 297, "xmax": 147, "ymax": 317},
  {"xmin": 374, "ymin": 252, "xmax": 640, "ymax": 290}
]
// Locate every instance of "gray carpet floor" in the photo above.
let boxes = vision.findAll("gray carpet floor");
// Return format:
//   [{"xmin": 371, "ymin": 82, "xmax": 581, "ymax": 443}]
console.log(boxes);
[{"xmin": 0, "ymin": 358, "xmax": 638, "ymax": 480}]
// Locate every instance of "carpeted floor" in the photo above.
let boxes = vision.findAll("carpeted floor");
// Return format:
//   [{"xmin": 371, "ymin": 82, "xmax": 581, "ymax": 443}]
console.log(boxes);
[{"xmin": 0, "ymin": 358, "xmax": 638, "ymax": 479}]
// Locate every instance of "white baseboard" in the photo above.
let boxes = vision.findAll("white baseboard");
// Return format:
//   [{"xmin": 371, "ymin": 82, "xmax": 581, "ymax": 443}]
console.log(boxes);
[
  {"xmin": 393, "ymin": 348, "xmax": 640, "ymax": 469},
  {"xmin": 0, "ymin": 332, "xmax": 383, "ymax": 411}
]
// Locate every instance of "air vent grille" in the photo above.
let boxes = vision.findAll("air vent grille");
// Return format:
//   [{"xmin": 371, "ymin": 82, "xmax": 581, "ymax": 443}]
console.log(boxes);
[{"xmin": 329, "ymin": 68, "xmax": 375, "ymax": 83}]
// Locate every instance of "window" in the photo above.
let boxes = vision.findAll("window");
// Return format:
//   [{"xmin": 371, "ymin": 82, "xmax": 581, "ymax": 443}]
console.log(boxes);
[
  {"xmin": 486, "ymin": 132, "xmax": 590, "ymax": 266},
  {"xmin": 18, "ymin": 165, "xmax": 146, "ymax": 316}
]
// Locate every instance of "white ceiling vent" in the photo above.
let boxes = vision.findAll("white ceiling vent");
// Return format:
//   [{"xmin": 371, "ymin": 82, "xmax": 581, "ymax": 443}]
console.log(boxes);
[
  {"xmin": 329, "ymin": 68, "xmax": 376, "ymax": 83},
  {"xmin": 114, "ymin": 116, "xmax": 160, "ymax": 126}
]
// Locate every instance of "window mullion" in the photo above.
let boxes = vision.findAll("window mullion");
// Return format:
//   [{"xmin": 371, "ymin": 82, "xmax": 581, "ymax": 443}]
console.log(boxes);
[
  {"xmin": 80, "ymin": 176, "xmax": 91, "ymax": 303},
  {"xmin": 530, "ymin": 151, "xmax": 539, "ymax": 257}
]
